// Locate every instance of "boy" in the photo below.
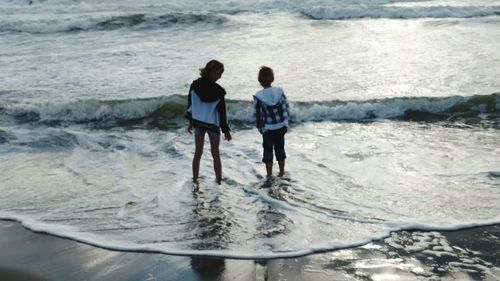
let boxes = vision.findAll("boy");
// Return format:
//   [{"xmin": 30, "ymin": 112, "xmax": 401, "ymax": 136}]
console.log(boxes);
[{"xmin": 253, "ymin": 66, "xmax": 289, "ymax": 177}]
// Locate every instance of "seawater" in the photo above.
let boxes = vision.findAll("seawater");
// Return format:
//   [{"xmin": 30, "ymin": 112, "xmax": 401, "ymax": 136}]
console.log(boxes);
[{"xmin": 0, "ymin": 0, "xmax": 499, "ymax": 259}]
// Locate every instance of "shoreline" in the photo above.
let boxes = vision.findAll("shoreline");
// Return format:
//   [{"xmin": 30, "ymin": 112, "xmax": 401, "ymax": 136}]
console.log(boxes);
[
  {"xmin": 2, "ymin": 214, "xmax": 499, "ymax": 260},
  {"xmin": 0, "ymin": 220, "xmax": 498, "ymax": 280}
]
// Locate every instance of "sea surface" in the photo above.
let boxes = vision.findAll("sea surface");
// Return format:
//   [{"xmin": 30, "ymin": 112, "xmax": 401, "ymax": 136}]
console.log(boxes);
[{"xmin": 0, "ymin": 0, "xmax": 499, "ymax": 260}]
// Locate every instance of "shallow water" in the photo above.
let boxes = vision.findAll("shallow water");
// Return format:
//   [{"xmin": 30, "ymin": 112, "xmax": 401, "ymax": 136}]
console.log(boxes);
[{"xmin": 0, "ymin": 121, "xmax": 498, "ymax": 257}]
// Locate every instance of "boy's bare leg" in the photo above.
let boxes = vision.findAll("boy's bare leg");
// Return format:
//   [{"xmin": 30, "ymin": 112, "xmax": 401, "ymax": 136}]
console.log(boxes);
[
  {"xmin": 278, "ymin": 160, "xmax": 285, "ymax": 177},
  {"xmin": 266, "ymin": 162, "xmax": 273, "ymax": 178},
  {"xmin": 209, "ymin": 134, "xmax": 222, "ymax": 184},
  {"xmin": 192, "ymin": 133, "xmax": 205, "ymax": 182}
]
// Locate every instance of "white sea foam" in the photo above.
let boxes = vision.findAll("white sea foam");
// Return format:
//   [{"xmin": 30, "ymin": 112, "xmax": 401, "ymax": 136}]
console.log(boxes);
[
  {"xmin": 36, "ymin": 98, "xmax": 170, "ymax": 121},
  {"xmin": 0, "ymin": 123, "xmax": 498, "ymax": 258}
]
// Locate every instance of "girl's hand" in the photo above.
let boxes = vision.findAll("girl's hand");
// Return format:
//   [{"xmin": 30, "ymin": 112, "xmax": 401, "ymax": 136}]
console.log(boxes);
[
  {"xmin": 187, "ymin": 123, "xmax": 193, "ymax": 134},
  {"xmin": 224, "ymin": 132, "xmax": 232, "ymax": 141}
]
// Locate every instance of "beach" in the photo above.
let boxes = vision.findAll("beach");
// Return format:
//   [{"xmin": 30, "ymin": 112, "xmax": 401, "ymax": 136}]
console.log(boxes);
[
  {"xmin": 1, "ymin": 0, "xmax": 500, "ymax": 279},
  {"xmin": 1, "ymin": 220, "xmax": 498, "ymax": 280}
]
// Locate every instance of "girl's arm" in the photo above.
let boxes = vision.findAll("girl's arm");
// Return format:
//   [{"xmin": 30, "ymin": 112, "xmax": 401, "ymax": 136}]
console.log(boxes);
[
  {"xmin": 185, "ymin": 85, "xmax": 193, "ymax": 121},
  {"xmin": 218, "ymin": 97, "xmax": 230, "ymax": 133},
  {"xmin": 186, "ymin": 86, "xmax": 193, "ymax": 134}
]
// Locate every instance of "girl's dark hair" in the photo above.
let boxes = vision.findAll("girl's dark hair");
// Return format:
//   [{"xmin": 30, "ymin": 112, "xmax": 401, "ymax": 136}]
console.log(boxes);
[
  {"xmin": 258, "ymin": 66, "xmax": 274, "ymax": 86},
  {"xmin": 200, "ymin": 60, "xmax": 224, "ymax": 79}
]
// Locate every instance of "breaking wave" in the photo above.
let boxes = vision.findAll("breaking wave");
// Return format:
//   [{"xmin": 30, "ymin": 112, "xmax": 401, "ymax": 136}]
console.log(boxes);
[
  {"xmin": 302, "ymin": 5, "xmax": 500, "ymax": 20},
  {"xmin": 0, "ymin": 12, "xmax": 228, "ymax": 34},
  {"xmin": 3, "ymin": 4, "xmax": 500, "ymax": 34},
  {"xmin": 1, "ymin": 93, "xmax": 499, "ymax": 128}
]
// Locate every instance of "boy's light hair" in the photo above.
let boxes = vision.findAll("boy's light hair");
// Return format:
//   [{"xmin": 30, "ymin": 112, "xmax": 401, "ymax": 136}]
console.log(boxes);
[{"xmin": 258, "ymin": 66, "xmax": 274, "ymax": 86}]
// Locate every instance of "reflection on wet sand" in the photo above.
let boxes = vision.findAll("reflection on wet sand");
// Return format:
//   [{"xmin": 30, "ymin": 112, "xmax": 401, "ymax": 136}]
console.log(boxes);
[
  {"xmin": 191, "ymin": 257, "xmax": 225, "ymax": 278},
  {"xmin": 189, "ymin": 183, "xmax": 232, "ymax": 250},
  {"xmin": 0, "ymin": 220, "xmax": 498, "ymax": 280}
]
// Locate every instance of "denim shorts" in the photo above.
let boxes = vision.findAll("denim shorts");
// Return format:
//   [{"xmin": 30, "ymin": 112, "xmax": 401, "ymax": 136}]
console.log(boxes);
[{"xmin": 193, "ymin": 126, "xmax": 220, "ymax": 137}]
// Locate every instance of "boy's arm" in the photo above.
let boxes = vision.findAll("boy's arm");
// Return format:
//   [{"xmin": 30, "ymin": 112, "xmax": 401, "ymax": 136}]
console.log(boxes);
[
  {"xmin": 253, "ymin": 98, "xmax": 264, "ymax": 133},
  {"xmin": 282, "ymin": 92, "xmax": 290, "ymax": 121}
]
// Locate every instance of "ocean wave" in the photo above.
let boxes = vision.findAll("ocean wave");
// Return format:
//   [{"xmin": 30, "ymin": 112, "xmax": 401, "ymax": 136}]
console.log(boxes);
[
  {"xmin": 0, "ymin": 95, "xmax": 186, "ymax": 124},
  {"xmin": 1, "ymin": 93, "xmax": 499, "ymax": 128},
  {"xmin": 2, "ymin": 4, "xmax": 499, "ymax": 34},
  {"xmin": 302, "ymin": 5, "xmax": 500, "ymax": 20},
  {"xmin": 488, "ymin": 171, "xmax": 500, "ymax": 179},
  {"xmin": 0, "ymin": 12, "xmax": 227, "ymax": 34}
]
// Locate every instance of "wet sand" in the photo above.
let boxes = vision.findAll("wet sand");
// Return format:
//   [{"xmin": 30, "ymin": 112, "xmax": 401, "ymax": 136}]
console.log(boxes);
[{"xmin": 0, "ymin": 220, "xmax": 498, "ymax": 280}]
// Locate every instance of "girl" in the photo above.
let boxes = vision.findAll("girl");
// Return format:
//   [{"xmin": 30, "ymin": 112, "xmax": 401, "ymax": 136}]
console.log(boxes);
[{"xmin": 186, "ymin": 60, "xmax": 232, "ymax": 184}]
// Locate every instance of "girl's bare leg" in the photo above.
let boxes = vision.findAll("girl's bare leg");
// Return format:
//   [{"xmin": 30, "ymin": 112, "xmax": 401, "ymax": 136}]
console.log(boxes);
[
  {"xmin": 192, "ymin": 133, "xmax": 205, "ymax": 182},
  {"xmin": 209, "ymin": 134, "xmax": 222, "ymax": 184}
]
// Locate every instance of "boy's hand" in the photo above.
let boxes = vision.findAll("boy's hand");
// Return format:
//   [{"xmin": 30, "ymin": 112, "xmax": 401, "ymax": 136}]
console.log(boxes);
[
  {"xmin": 224, "ymin": 132, "xmax": 232, "ymax": 141},
  {"xmin": 187, "ymin": 123, "xmax": 193, "ymax": 134}
]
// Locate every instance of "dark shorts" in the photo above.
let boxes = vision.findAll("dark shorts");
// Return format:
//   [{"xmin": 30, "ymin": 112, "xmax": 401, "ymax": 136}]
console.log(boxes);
[
  {"xmin": 262, "ymin": 126, "xmax": 287, "ymax": 163},
  {"xmin": 193, "ymin": 126, "xmax": 220, "ymax": 137}
]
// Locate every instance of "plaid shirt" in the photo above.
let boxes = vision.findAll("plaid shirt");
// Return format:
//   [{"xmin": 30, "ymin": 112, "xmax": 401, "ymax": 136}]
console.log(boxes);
[{"xmin": 253, "ymin": 93, "xmax": 289, "ymax": 134}]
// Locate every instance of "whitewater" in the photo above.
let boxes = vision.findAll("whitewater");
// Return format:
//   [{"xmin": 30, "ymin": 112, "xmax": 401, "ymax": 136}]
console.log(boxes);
[{"xmin": 0, "ymin": 0, "xmax": 499, "ymax": 259}]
